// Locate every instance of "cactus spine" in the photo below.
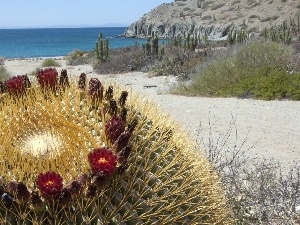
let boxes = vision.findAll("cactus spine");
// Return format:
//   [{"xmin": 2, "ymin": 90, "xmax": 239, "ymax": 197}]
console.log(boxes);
[{"xmin": 0, "ymin": 70, "xmax": 232, "ymax": 224}]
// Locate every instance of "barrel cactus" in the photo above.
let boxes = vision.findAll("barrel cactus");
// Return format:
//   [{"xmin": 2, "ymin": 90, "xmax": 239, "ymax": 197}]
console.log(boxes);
[{"xmin": 0, "ymin": 68, "xmax": 232, "ymax": 224}]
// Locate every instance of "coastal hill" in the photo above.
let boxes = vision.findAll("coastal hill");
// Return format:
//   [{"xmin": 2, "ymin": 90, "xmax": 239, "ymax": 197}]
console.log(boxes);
[{"xmin": 123, "ymin": 0, "xmax": 300, "ymax": 40}]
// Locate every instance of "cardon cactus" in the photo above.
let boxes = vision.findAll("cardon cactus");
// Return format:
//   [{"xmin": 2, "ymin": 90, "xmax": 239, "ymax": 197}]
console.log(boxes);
[{"xmin": 0, "ymin": 69, "xmax": 232, "ymax": 224}]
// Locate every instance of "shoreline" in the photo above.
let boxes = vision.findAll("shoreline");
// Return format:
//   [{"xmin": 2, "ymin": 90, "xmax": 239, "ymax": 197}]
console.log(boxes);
[{"xmin": 4, "ymin": 56, "xmax": 65, "ymax": 61}]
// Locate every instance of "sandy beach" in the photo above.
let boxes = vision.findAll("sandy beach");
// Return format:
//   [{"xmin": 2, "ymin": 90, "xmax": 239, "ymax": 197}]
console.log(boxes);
[{"xmin": 4, "ymin": 58, "xmax": 300, "ymax": 170}]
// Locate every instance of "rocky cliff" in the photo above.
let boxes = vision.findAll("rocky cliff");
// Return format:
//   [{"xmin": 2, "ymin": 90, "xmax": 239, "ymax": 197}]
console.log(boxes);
[{"xmin": 123, "ymin": 0, "xmax": 300, "ymax": 40}]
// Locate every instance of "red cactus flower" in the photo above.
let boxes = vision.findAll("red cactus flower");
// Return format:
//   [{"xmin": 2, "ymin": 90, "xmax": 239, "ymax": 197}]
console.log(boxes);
[
  {"xmin": 36, "ymin": 68, "xmax": 58, "ymax": 90},
  {"xmin": 105, "ymin": 116, "xmax": 125, "ymax": 143},
  {"xmin": 4, "ymin": 75, "xmax": 25, "ymax": 96},
  {"xmin": 88, "ymin": 147, "xmax": 117, "ymax": 175},
  {"xmin": 36, "ymin": 171, "xmax": 63, "ymax": 199}
]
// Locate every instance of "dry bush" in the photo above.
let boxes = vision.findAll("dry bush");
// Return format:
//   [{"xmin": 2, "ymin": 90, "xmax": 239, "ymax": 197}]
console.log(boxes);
[
  {"xmin": 150, "ymin": 46, "xmax": 206, "ymax": 78},
  {"xmin": 65, "ymin": 49, "xmax": 94, "ymax": 66},
  {"xmin": 198, "ymin": 117, "xmax": 300, "ymax": 224},
  {"xmin": 41, "ymin": 58, "xmax": 61, "ymax": 67},
  {"xmin": 0, "ymin": 66, "xmax": 10, "ymax": 81},
  {"xmin": 92, "ymin": 46, "xmax": 158, "ymax": 74},
  {"xmin": 92, "ymin": 45, "xmax": 205, "ymax": 76}
]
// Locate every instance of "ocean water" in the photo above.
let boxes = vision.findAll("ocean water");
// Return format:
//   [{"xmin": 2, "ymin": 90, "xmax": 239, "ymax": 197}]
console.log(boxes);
[{"xmin": 0, "ymin": 27, "xmax": 149, "ymax": 58}]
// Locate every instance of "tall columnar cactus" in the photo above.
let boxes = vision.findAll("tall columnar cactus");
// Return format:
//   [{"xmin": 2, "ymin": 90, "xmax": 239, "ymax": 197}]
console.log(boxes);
[
  {"xmin": 297, "ymin": 13, "xmax": 300, "ymax": 34},
  {"xmin": 152, "ymin": 35, "xmax": 159, "ymax": 55},
  {"xmin": 0, "ymin": 69, "xmax": 232, "ymax": 224},
  {"xmin": 96, "ymin": 32, "xmax": 109, "ymax": 62},
  {"xmin": 143, "ymin": 38, "xmax": 152, "ymax": 55},
  {"xmin": 202, "ymin": 32, "xmax": 208, "ymax": 46}
]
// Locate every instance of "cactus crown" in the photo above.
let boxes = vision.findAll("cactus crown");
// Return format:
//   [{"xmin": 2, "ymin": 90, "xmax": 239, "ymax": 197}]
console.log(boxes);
[{"xmin": 0, "ymin": 69, "xmax": 232, "ymax": 224}]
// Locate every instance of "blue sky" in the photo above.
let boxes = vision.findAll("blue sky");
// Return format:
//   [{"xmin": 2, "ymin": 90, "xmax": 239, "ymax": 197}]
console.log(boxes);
[{"xmin": 0, "ymin": 0, "xmax": 173, "ymax": 28}]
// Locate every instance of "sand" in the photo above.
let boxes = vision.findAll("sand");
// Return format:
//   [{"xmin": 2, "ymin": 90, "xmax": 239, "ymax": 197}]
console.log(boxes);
[{"xmin": 4, "ymin": 58, "xmax": 300, "ymax": 170}]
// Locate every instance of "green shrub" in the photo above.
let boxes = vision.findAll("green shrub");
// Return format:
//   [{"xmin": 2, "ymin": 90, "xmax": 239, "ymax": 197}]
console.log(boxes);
[
  {"xmin": 235, "ymin": 67, "xmax": 300, "ymax": 100},
  {"xmin": 41, "ymin": 58, "xmax": 61, "ymax": 67},
  {"xmin": 0, "ymin": 66, "xmax": 10, "ymax": 81},
  {"xmin": 171, "ymin": 40, "xmax": 295, "ymax": 99}
]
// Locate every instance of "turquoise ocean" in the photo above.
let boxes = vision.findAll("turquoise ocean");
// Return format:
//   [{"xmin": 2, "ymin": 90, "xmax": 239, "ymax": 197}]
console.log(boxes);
[{"xmin": 0, "ymin": 27, "xmax": 149, "ymax": 58}]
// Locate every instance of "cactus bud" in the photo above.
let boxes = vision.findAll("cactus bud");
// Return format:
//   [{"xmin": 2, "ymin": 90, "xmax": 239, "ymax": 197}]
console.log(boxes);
[
  {"xmin": 115, "ymin": 162, "xmax": 129, "ymax": 174},
  {"xmin": 88, "ymin": 78, "xmax": 102, "ymax": 100},
  {"xmin": 120, "ymin": 107, "xmax": 127, "ymax": 122},
  {"xmin": 30, "ymin": 190, "xmax": 44, "ymax": 209},
  {"xmin": 128, "ymin": 118, "xmax": 138, "ymax": 133},
  {"xmin": 114, "ymin": 131, "xmax": 131, "ymax": 153},
  {"xmin": 91, "ymin": 172, "xmax": 108, "ymax": 189},
  {"xmin": 108, "ymin": 99, "xmax": 118, "ymax": 116},
  {"xmin": 119, "ymin": 91, "xmax": 128, "ymax": 107},
  {"xmin": 1, "ymin": 193, "xmax": 13, "ymax": 207},
  {"xmin": 66, "ymin": 180, "xmax": 82, "ymax": 196},
  {"xmin": 76, "ymin": 173, "xmax": 89, "ymax": 187},
  {"xmin": 58, "ymin": 188, "xmax": 72, "ymax": 205},
  {"xmin": 7, "ymin": 182, "xmax": 30, "ymax": 203},
  {"xmin": 0, "ymin": 81, "xmax": 6, "ymax": 93},
  {"xmin": 4, "ymin": 75, "xmax": 25, "ymax": 96},
  {"xmin": 36, "ymin": 68, "xmax": 58, "ymax": 90},
  {"xmin": 78, "ymin": 73, "xmax": 86, "ymax": 90},
  {"xmin": 22, "ymin": 74, "xmax": 31, "ymax": 88},
  {"xmin": 105, "ymin": 116, "xmax": 125, "ymax": 143},
  {"xmin": 117, "ymin": 146, "xmax": 132, "ymax": 164},
  {"xmin": 86, "ymin": 184, "xmax": 97, "ymax": 198},
  {"xmin": 105, "ymin": 86, "xmax": 113, "ymax": 100},
  {"xmin": 59, "ymin": 69, "xmax": 70, "ymax": 88}
]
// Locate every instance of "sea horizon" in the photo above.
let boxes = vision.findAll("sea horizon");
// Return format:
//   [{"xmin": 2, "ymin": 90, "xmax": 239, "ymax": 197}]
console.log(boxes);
[
  {"xmin": 0, "ymin": 22, "xmax": 130, "ymax": 29},
  {"xmin": 0, "ymin": 27, "xmax": 151, "ymax": 59}
]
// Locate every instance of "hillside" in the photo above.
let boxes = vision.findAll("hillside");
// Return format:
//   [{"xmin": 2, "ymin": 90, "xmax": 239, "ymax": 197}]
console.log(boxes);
[{"xmin": 123, "ymin": 0, "xmax": 300, "ymax": 40}]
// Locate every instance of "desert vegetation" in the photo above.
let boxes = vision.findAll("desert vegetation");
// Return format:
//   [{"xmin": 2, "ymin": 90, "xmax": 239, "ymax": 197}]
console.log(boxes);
[
  {"xmin": 41, "ymin": 58, "xmax": 61, "ymax": 67},
  {"xmin": 172, "ymin": 39, "xmax": 300, "ymax": 100},
  {"xmin": 0, "ymin": 58, "xmax": 10, "ymax": 81},
  {"xmin": 199, "ymin": 117, "xmax": 300, "ymax": 224},
  {"xmin": 56, "ymin": 25, "xmax": 300, "ymax": 223},
  {"xmin": 68, "ymin": 30, "xmax": 300, "ymax": 101}
]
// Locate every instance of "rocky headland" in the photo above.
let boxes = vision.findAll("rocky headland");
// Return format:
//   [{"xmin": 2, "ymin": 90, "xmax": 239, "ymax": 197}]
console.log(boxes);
[{"xmin": 123, "ymin": 0, "xmax": 300, "ymax": 40}]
